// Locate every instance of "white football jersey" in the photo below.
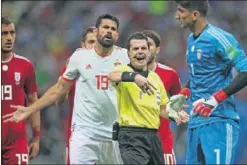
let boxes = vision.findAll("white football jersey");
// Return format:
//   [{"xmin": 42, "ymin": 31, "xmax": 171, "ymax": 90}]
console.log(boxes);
[{"xmin": 63, "ymin": 46, "xmax": 129, "ymax": 140}]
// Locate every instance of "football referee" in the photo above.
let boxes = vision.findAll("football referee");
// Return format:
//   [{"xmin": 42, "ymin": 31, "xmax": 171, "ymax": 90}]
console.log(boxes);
[{"xmin": 108, "ymin": 32, "xmax": 188, "ymax": 165}]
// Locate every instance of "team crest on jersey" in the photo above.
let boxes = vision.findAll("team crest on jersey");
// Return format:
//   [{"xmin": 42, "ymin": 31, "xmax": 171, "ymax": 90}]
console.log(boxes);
[
  {"xmin": 15, "ymin": 72, "xmax": 21, "ymax": 85},
  {"xmin": 114, "ymin": 59, "xmax": 121, "ymax": 66},
  {"xmin": 197, "ymin": 49, "xmax": 202, "ymax": 60}
]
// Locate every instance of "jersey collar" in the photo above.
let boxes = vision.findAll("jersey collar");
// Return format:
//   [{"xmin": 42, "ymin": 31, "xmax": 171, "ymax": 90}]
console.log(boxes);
[{"xmin": 193, "ymin": 24, "xmax": 209, "ymax": 40}]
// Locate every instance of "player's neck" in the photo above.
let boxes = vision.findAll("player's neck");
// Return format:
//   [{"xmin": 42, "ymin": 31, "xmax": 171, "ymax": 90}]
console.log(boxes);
[
  {"xmin": 148, "ymin": 60, "xmax": 157, "ymax": 71},
  {"xmin": 1, "ymin": 51, "xmax": 13, "ymax": 62},
  {"xmin": 94, "ymin": 43, "xmax": 114, "ymax": 57},
  {"xmin": 191, "ymin": 18, "xmax": 208, "ymax": 37}
]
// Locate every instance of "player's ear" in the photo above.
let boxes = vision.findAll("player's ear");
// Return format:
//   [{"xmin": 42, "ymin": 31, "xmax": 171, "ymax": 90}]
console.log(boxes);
[
  {"xmin": 192, "ymin": 11, "xmax": 200, "ymax": 21},
  {"xmin": 156, "ymin": 46, "xmax": 160, "ymax": 55}
]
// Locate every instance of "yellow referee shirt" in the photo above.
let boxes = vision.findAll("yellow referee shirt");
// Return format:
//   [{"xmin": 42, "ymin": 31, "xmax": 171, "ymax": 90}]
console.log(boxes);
[{"xmin": 112, "ymin": 65, "xmax": 169, "ymax": 129}]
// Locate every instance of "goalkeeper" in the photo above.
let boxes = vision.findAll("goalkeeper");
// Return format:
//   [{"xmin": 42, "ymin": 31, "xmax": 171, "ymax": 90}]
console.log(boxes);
[
  {"xmin": 169, "ymin": 1, "xmax": 247, "ymax": 164},
  {"xmin": 108, "ymin": 32, "xmax": 188, "ymax": 165}
]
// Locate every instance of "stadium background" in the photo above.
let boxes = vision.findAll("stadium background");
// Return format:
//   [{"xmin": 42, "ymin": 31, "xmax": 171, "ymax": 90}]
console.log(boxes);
[{"xmin": 2, "ymin": 1, "xmax": 247, "ymax": 164}]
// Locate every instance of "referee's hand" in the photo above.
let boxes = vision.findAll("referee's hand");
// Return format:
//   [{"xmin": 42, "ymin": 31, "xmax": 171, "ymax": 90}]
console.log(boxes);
[{"xmin": 134, "ymin": 74, "xmax": 157, "ymax": 95}]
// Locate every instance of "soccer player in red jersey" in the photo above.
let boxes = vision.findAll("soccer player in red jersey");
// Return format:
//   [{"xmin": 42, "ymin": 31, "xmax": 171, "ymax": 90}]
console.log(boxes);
[
  {"xmin": 143, "ymin": 30, "xmax": 182, "ymax": 165},
  {"xmin": 1, "ymin": 16, "xmax": 40, "ymax": 165},
  {"xmin": 57, "ymin": 26, "xmax": 97, "ymax": 164}
]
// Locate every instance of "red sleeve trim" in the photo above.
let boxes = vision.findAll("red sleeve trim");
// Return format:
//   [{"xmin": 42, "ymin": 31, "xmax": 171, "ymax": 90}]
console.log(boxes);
[{"xmin": 61, "ymin": 76, "xmax": 74, "ymax": 82}]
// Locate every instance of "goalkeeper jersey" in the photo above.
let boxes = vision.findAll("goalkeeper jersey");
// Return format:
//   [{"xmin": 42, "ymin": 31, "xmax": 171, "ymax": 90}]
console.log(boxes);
[{"xmin": 187, "ymin": 24, "xmax": 247, "ymax": 128}]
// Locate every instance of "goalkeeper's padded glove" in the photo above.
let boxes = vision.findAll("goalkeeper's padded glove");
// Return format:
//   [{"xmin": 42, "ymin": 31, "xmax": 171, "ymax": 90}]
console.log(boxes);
[
  {"xmin": 192, "ymin": 90, "xmax": 228, "ymax": 117},
  {"xmin": 167, "ymin": 88, "xmax": 190, "ymax": 113},
  {"xmin": 167, "ymin": 109, "xmax": 179, "ymax": 121}
]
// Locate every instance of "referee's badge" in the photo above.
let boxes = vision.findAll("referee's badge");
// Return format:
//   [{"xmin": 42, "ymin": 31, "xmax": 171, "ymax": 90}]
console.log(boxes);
[
  {"xmin": 197, "ymin": 49, "xmax": 202, "ymax": 60},
  {"xmin": 156, "ymin": 91, "xmax": 161, "ymax": 105}
]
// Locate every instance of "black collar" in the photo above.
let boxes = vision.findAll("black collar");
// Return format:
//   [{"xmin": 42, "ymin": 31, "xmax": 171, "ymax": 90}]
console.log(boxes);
[
  {"xmin": 193, "ymin": 24, "xmax": 209, "ymax": 40},
  {"xmin": 128, "ymin": 63, "xmax": 149, "ymax": 78}
]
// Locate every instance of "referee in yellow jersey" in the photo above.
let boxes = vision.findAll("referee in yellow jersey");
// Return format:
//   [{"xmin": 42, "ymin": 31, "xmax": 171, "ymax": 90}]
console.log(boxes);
[{"xmin": 108, "ymin": 32, "xmax": 188, "ymax": 165}]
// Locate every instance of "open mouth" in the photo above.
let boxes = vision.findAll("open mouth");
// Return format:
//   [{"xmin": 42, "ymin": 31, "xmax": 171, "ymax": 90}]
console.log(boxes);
[
  {"xmin": 104, "ymin": 35, "xmax": 112, "ymax": 41},
  {"xmin": 135, "ymin": 56, "xmax": 146, "ymax": 63},
  {"xmin": 136, "ymin": 56, "xmax": 145, "ymax": 61}
]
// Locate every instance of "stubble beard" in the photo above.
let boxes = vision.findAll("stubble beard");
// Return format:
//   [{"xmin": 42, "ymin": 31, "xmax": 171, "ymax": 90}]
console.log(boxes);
[{"xmin": 97, "ymin": 36, "xmax": 114, "ymax": 48}]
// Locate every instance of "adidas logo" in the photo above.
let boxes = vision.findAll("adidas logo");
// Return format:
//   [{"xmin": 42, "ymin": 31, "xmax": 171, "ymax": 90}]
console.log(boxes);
[{"xmin": 85, "ymin": 64, "xmax": 92, "ymax": 69}]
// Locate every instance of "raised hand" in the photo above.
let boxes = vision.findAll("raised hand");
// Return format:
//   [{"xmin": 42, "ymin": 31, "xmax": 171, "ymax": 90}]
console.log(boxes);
[
  {"xmin": 134, "ymin": 74, "xmax": 157, "ymax": 95},
  {"xmin": 2, "ymin": 105, "xmax": 30, "ymax": 123}
]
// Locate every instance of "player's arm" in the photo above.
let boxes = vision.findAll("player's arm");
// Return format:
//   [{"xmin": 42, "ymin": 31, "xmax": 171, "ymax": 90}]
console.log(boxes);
[
  {"xmin": 22, "ymin": 62, "xmax": 41, "ymax": 159},
  {"xmin": 3, "ymin": 51, "xmax": 79, "ymax": 123},
  {"xmin": 2, "ymin": 78, "xmax": 74, "ymax": 124},
  {"xmin": 193, "ymin": 35, "xmax": 247, "ymax": 117},
  {"xmin": 26, "ymin": 93, "xmax": 41, "ymax": 159},
  {"xmin": 28, "ymin": 79, "xmax": 73, "ymax": 113},
  {"xmin": 170, "ymin": 70, "xmax": 182, "ymax": 96},
  {"xmin": 27, "ymin": 53, "xmax": 77, "ymax": 114},
  {"xmin": 108, "ymin": 67, "xmax": 156, "ymax": 95},
  {"xmin": 26, "ymin": 93, "xmax": 40, "ymax": 135},
  {"xmin": 56, "ymin": 63, "xmax": 70, "ymax": 105}
]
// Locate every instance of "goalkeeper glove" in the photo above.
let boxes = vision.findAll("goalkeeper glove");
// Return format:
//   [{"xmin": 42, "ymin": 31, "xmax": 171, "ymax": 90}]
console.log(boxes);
[
  {"xmin": 167, "ymin": 108, "xmax": 189, "ymax": 125},
  {"xmin": 192, "ymin": 90, "xmax": 228, "ymax": 117},
  {"xmin": 167, "ymin": 88, "xmax": 190, "ymax": 113}
]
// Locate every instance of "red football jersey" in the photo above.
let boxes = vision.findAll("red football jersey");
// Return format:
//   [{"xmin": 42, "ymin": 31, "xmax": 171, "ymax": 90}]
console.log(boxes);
[
  {"xmin": 1, "ymin": 53, "xmax": 37, "ymax": 144},
  {"xmin": 155, "ymin": 63, "xmax": 181, "ymax": 153},
  {"xmin": 60, "ymin": 65, "xmax": 75, "ymax": 142}
]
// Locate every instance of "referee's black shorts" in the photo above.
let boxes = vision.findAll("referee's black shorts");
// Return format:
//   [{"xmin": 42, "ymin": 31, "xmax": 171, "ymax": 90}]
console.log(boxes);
[{"xmin": 118, "ymin": 126, "xmax": 164, "ymax": 165}]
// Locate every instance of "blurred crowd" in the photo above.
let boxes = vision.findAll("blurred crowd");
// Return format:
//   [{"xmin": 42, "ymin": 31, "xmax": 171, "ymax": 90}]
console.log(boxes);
[{"xmin": 2, "ymin": 1, "xmax": 247, "ymax": 164}]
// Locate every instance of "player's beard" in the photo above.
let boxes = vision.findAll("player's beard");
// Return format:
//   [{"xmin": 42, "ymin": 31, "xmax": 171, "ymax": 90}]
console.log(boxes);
[{"xmin": 97, "ymin": 35, "xmax": 114, "ymax": 48}]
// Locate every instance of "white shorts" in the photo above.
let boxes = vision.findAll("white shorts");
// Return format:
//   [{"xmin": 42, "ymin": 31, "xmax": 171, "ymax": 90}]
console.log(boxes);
[{"xmin": 69, "ymin": 130, "xmax": 123, "ymax": 164}]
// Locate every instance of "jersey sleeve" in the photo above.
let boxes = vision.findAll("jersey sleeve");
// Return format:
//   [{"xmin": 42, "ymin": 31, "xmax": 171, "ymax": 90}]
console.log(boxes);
[
  {"xmin": 216, "ymin": 34, "xmax": 247, "ymax": 72},
  {"xmin": 159, "ymin": 76, "xmax": 169, "ymax": 106},
  {"xmin": 60, "ymin": 66, "xmax": 67, "ymax": 76},
  {"xmin": 24, "ymin": 62, "xmax": 38, "ymax": 94},
  {"xmin": 170, "ymin": 70, "xmax": 182, "ymax": 96},
  {"xmin": 62, "ymin": 51, "xmax": 79, "ymax": 81}
]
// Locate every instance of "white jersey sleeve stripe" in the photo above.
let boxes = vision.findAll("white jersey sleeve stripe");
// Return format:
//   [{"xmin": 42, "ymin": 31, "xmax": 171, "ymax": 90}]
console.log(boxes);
[
  {"xmin": 210, "ymin": 29, "xmax": 232, "ymax": 47},
  {"xmin": 207, "ymin": 29, "xmax": 231, "ymax": 50}
]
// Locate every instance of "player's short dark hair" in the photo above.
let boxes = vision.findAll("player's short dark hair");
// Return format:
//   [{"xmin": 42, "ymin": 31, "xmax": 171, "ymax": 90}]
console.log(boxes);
[
  {"xmin": 82, "ymin": 26, "xmax": 96, "ymax": 42},
  {"xmin": 176, "ymin": 0, "xmax": 209, "ymax": 16},
  {"xmin": 96, "ymin": 14, "xmax": 120, "ymax": 29},
  {"xmin": 142, "ymin": 30, "xmax": 161, "ymax": 47},
  {"xmin": 1, "ymin": 16, "xmax": 13, "ymax": 25},
  {"xmin": 126, "ymin": 32, "xmax": 150, "ymax": 51}
]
